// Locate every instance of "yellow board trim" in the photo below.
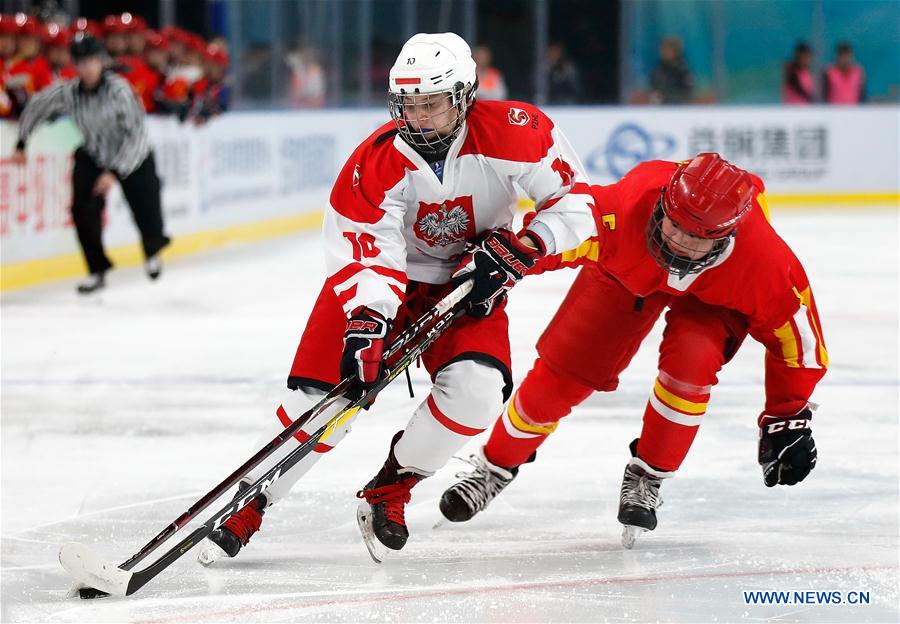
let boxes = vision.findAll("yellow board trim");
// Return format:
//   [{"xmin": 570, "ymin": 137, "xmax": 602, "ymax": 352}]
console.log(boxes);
[
  {"xmin": 507, "ymin": 393, "xmax": 558, "ymax": 435},
  {"xmin": 1, "ymin": 211, "xmax": 325, "ymax": 292},
  {"xmin": 653, "ymin": 379, "xmax": 707, "ymax": 414}
]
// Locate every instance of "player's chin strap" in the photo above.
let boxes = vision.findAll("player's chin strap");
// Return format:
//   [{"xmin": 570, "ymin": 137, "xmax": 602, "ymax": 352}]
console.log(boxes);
[{"xmin": 60, "ymin": 281, "xmax": 473, "ymax": 599}]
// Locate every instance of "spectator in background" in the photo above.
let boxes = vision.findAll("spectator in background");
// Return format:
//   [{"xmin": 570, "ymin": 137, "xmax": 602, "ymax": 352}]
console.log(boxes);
[
  {"xmin": 287, "ymin": 42, "xmax": 325, "ymax": 107},
  {"xmin": 649, "ymin": 36, "xmax": 694, "ymax": 104},
  {"xmin": 473, "ymin": 44, "xmax": 507, "ymax": 100},
  {"xmin": 0, "ymin": 14, "xmax": 17, "ymax": 117},
  {"xmin": 127, "ymin": 15, "xmax": 148, "ymax": 58},
  {"xmin": 43, "ymin": 23, "xmax": 76, "ymax": 82},
  {"xmin": 546, "ymin": 42, "xmax": 581, "ymax": 104},
  {"xmin": 782, "ymin": 42, "xmax": 816, "ymax": 104},
  {"xmin": 160, "ymin": 25, "xmax": 187, "ymax": 68},
  {"xmin": 6, "ymin": 13, "xmax": 52, "ymax": 115},
  {"xmin": 824, "ymin": 42, "xmax": 865, "ymax": 104},
  {"xmin": 186, "ymin": 43, "xmax": 230, "ymax": 123}
]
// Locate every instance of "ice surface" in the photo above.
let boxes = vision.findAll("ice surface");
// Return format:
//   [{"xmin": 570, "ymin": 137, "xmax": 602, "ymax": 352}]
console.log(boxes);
[{"xmin": 2, "ymin": 210, "xmax": 898, "ymax": 622}]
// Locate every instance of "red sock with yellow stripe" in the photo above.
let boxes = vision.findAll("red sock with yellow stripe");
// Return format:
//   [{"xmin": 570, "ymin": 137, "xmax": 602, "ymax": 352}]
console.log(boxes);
[
  {"xmin": 484, "ymin": 358, "xmax": 593, "ymax": 468},
  {"xmin": 635, "ymin": 372, "xmax": 710, "ymax": 471}
]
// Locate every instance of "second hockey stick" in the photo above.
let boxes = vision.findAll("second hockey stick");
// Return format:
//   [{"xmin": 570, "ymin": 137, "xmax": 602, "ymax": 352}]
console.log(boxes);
[{"xmin": 59, "ymin": 281, "xmax": 472, "ymax": 598}]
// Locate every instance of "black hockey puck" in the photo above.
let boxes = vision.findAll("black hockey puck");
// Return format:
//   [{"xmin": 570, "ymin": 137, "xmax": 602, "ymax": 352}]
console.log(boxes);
[{"xmin": 79, "ymin": 587, "xmax": 110, "ymax": 600}]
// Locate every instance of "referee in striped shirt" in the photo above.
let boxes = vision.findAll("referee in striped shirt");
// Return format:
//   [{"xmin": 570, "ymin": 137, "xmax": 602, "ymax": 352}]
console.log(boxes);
[{"xmin": 13, "ymin": 34, "xmax": 170, "ymax": 294}]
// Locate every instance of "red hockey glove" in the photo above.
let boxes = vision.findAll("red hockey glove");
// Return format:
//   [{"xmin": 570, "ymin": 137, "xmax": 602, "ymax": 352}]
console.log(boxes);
[
  {"xmin": 341, "ymin": 307, "xmax": 391, "ymax": 388},
  {"xmin": 758, "ymin": 408, "xmax": 817, "ymax": 487},
  {"xmin": 451, "ymin": 228, "xmax": 542, "ymax": 318}
]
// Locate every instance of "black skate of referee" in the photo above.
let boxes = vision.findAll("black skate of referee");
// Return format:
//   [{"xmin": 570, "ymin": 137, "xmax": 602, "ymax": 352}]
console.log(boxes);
[{"xmin": 13, "ymin": 34, "xmax": 170, "ymax": 294}]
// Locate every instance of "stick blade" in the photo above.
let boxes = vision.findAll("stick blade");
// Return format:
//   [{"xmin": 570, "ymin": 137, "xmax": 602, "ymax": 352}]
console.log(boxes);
[{"xmin": 59, "ymin": 542, "xmax": 131, "ymax": 597}]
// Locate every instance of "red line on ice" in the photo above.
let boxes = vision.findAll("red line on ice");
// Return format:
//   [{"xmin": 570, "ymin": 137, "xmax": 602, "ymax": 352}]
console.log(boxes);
[{"xmin": 134, "ymin": 563, "xmax": 897, "ymax": 624}]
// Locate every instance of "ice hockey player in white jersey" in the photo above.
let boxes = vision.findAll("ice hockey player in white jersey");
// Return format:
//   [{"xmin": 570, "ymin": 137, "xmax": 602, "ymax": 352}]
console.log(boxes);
[{"xmin": 197, "ymin": 31, "xmax": 597, "ymax": 564}]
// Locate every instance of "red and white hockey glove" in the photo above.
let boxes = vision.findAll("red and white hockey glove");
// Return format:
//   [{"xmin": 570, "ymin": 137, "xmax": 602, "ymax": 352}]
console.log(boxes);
[
  {"xmin": 451, "ymin": 228, "xmax": 542, "ymax": 318},
  {"xmin": 341, "ymin": 307, "xmax": 391, "ymax": 388},
  {"xmin": 758, "ymin": 408, "xmax": 817, "ymax": 487}
]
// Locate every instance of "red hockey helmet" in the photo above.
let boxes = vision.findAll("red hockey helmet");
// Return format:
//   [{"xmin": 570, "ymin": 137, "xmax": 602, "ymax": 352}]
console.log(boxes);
[
  {"xmin": 647, "ymin": 153, "xmax": 755, "ymax": 276},
  {"xmin": 43, "ymin": 22, "xmax": 71, "ymax": 47},
  {"xmin": 145, "ymin": 29, "xmax": 168, "ymax": 50},
  {"xmin": 204, "ymin": 43, "xmax": 228, "ymax": 67},
  {"xmin": 15, "ymin": 13, "xmax": 41, "ymax": 37},
  {"xmin": 663, "ymin": 153, "xmax": 754, "ymax": 239},
  {"xmin": 71, "ymin": 17, "xmax": 102, "ymax": 39},
  {"xmin": 103, "ymin": 14, "xmax": 130, "ymax": 34},
  {"xmin": 0, "ymin": 14, "xmax": 17, "ymax": 35}
]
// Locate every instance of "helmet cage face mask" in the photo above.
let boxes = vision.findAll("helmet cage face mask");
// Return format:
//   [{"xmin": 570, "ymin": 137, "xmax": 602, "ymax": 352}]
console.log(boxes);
[
  {"xmin": 388, "ymin": 80, "xmax": 475, "ymax": 156},
  {"xmin": 647, "ymin": 193, "xmax": 732, "ymax": 277}
]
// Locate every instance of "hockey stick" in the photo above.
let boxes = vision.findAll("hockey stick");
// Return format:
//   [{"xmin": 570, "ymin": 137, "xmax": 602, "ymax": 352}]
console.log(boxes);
[{"xmin": 60, "ymin": 281, "xmax": 472, "ymax": 598}]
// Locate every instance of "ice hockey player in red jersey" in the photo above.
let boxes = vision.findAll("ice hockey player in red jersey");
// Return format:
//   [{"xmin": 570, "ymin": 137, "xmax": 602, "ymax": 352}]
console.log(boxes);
[
  {"xmin": 196, "ymin": 32, "xmax": 596, "ymax": 565},
  {"xmin": 440, "ymin": 153, "xmax": 828, "ymax": 548}
]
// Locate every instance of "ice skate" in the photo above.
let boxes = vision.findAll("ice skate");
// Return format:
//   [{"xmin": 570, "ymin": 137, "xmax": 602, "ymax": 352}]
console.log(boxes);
[
  {"xmin": 617, "ymin": 439, "xmax": 672, "ymax": 549},
  {"xmin": 439, "ymin": 447, "xmax": 518, "ymax": 522},
  {"xmin": 356, "ymin": 433, "xmax": 424, "ymax": 563},
  {"xmin": 76, "ymin": 272, "xmax": 105, "ymax": 295},
  {"xmin": 197, "ymin": 493, "xmax": 266, "ymax": 566},
  {"xmin": 144, "ymin": 254, "xmax": 162, "ymax": 280}
]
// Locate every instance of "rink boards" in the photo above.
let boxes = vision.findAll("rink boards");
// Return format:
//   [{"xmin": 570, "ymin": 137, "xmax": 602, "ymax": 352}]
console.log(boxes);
[{"xmin": 1, "ymin": 105, "xmax": 898, "ymax": 289}]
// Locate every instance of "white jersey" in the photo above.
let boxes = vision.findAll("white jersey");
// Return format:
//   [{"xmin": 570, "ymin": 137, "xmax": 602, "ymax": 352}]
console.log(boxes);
[{"xmin": 323, "ymin": 99, "xmax": 597, "ymax": 319}]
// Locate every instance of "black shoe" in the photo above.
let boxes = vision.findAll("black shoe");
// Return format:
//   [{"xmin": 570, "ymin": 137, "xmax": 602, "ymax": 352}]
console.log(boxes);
[
  {"xmin": 144, "ymin": 254, "xmax": 162, "ymax": 280},
  {"xmin": 76, "ymin": 272, "xmax": 105, "ymax": 295},
  {"xmin": 439, "ymin": 448, "xmax": 518, "ymax": 522},
  {"xmin": 357, "ymin": 432, "xmax": 426, "ymax": 560}
]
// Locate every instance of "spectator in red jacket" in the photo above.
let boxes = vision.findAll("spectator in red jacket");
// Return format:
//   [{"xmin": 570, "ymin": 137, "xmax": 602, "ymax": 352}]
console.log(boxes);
[
  {"xmin": 44, "ymin": 23, "xmax": 77, "ymax": 82},
  {"xmin": 6, "ymin": 14, "xmax": 52, "ymax": 114}
]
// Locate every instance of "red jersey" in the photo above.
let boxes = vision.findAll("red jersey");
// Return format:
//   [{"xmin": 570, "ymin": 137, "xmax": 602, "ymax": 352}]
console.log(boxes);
[
  {"xmin": 6, "ymin": 54, "xmax": 52, "ymax": 95},
  {"xmin": 51, "ymin": 64, "xmax": 77, "ymax": 82},
  {"xmin": 115, "ymin": 56, "xmax": 159, "ymax": 111},
  {"xmin": 533, "ymin": 160, "xmax": 828, "ymax": 418}
]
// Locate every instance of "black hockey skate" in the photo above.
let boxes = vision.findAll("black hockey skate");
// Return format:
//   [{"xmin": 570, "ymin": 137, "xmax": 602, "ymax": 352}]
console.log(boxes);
[
  {"xmin": 617, "ymin": 439, "xmax": 672, "ymax": 549},
  {"xmin": 197, "ymin": 491, "xmax": 267, "ymax": 566},
  {"xmin": 356, "ymin": 432, "xmax": 425, "ymax": 563},
  {"xmin": 439, "ymin": 447, "xmax": 520, "ymax": 522}
]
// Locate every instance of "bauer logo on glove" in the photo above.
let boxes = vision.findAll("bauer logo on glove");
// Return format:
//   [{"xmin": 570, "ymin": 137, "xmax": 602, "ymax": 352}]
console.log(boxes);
[{"xmin": 451, "ymin": 228, "xmax": 542, "ymax": 318}]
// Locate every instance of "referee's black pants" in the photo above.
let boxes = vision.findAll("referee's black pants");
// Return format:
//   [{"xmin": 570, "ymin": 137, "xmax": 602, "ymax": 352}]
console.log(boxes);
[{"xmin": 71, "ymin": 147, "xmax": 171, "ymax": 275}]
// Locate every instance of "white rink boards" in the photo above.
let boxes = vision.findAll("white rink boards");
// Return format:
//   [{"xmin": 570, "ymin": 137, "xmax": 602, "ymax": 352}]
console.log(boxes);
[{"xmin": 1, "ymin": 210, "xmax": 897, "ymax": 622}]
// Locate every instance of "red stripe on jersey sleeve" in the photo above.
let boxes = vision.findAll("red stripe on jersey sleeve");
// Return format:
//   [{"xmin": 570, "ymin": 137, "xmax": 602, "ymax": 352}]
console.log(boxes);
[{"xmin": 330, "ymin": 121, "xmax": 417, "ymax": 224}]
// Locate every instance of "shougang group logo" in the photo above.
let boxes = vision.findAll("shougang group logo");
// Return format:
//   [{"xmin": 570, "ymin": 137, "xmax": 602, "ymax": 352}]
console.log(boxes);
[
  {"xmin": 508, "ymin": 107, "xmax": 530, "ymax": 126},
  {"xmin": 414, "ymin": 196, "xmax": 475, "ymax": 247},
  {"xmin": 585, "ymin": 123, "xmax": 677, "ymax": 180}
]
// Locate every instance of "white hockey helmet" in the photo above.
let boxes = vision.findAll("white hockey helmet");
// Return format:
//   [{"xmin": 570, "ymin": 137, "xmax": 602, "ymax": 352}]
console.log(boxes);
[{"xmin": 388, "ymin": 32, "xmax": 478, "ymax": 155}]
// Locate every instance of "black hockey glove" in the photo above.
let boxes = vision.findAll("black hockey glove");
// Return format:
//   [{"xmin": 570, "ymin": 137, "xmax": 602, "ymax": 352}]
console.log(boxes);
[
  {"xmin": 451, "ymin": 228, "xmax": 542, "ymax": 318},
  {"xmin": 340, "ymin": 307, "xmax": 391, "ymax": 390},
  {"xmin": 758, "ymin": 409, "xmax": 817, "ymax": 487}
]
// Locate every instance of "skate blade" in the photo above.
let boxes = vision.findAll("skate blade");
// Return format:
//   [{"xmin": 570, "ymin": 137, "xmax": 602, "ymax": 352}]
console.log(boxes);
[
  {"xmin": 621, "ymin": 525, "xmax": 647, "ymax": 550},
  {"xmin": 356, "ymin": 502, "xmax": 389, "ymax": 564},
  {"xmin": 197, "ymin": 539, "xmax": 228, "ymax": 567}
]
